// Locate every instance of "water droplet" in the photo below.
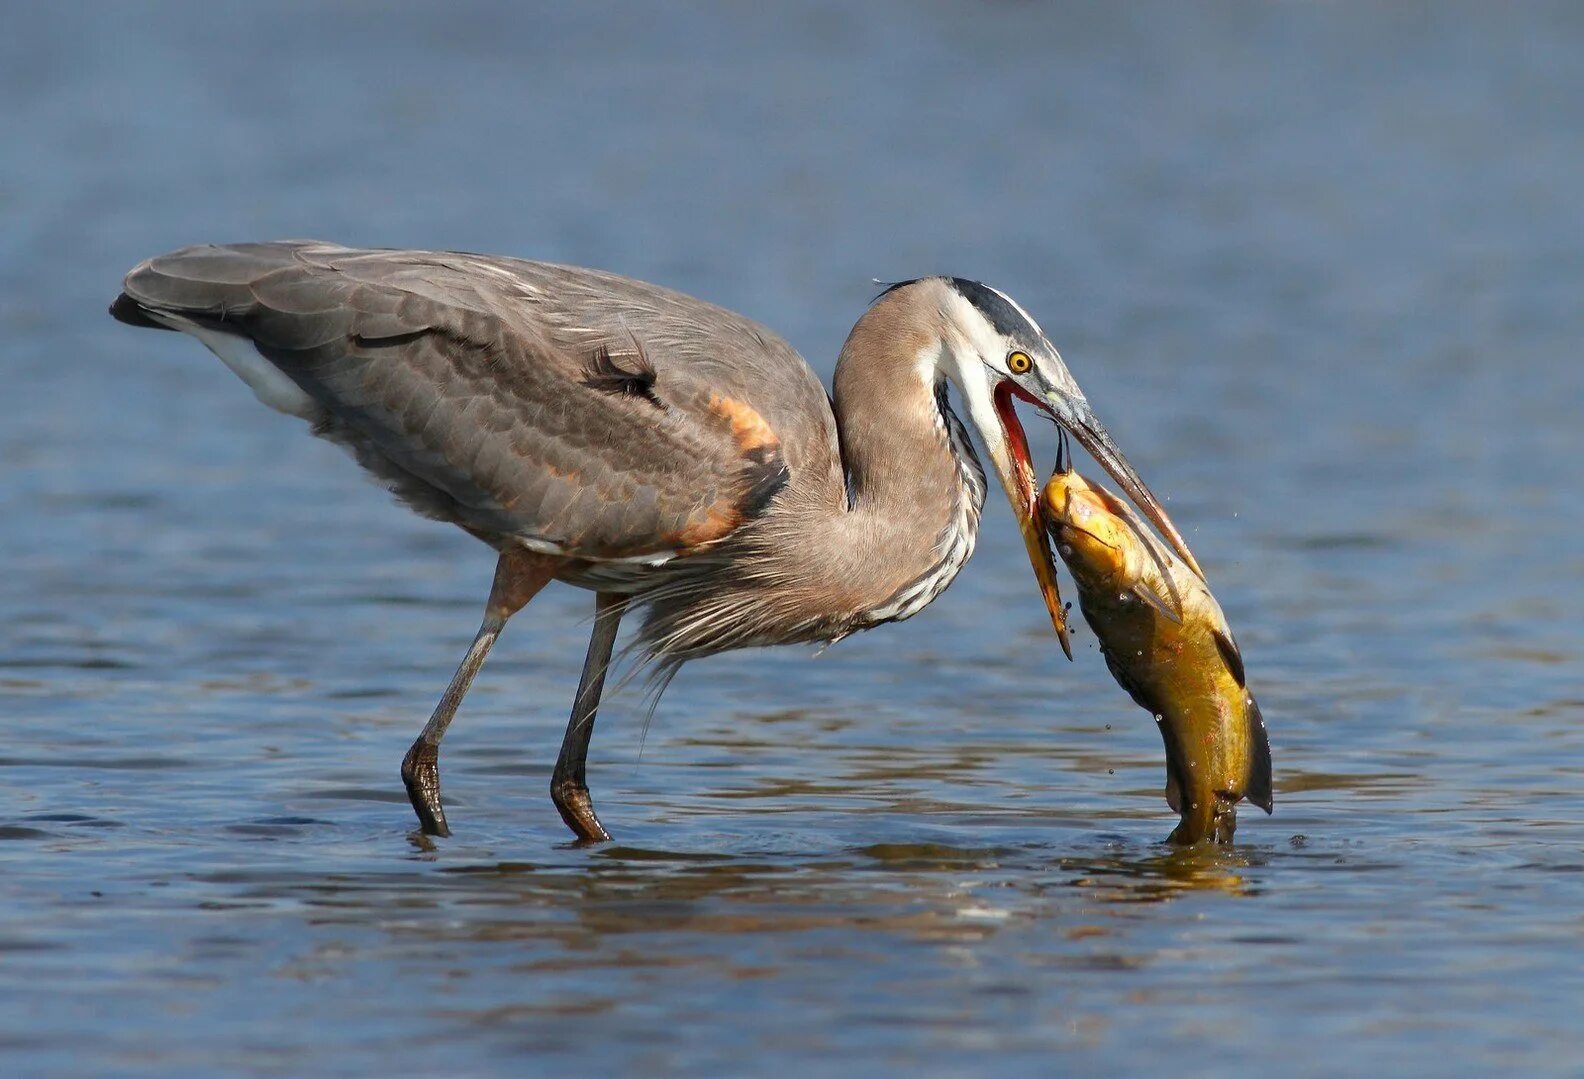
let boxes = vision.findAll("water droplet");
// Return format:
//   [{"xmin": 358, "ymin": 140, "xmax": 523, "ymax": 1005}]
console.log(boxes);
[
  {"xmin": 1107, "ymin": 768, "xmax": 1114, "ymax": 775},
  {"xmin": 1104, "ymin": 723, "xmax": 1111, "ymax": 731},
  {"xmin": 1136, "ymin": 650, "xmax": 1143, "ymax": 656},
  {"xmin": 1153, "ymin": 714, "xmax": 1163, "ymax": 723},
  {"xmin": 1191, "ymin": 802, "xmax": 1199, "ymax": 810}
]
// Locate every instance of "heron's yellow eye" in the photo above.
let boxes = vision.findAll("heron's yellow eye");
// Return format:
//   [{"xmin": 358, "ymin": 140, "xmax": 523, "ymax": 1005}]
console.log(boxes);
[{"xmin": 1007, "ymin": 350, "xmax": 1032, "ymax": 374}]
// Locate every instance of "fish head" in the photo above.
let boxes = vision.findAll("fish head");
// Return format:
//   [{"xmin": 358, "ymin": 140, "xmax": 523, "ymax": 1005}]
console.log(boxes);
[{"xmin": 1040, "ymin": 471, "xmax": 1147, "ymax": 594}]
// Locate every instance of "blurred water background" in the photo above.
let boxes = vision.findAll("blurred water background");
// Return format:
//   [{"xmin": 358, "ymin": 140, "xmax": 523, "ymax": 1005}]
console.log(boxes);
[{"xmin": 3, "ymin": 2, "xmax": 1582, "ymax": 1074}]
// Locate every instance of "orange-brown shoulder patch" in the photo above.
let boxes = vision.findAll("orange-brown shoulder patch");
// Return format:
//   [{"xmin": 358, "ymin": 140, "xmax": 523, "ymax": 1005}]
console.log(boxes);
[
  {"xmin": 666, "ymin": 504, "xmax": 743, "ymax": 551},
  {"xmin": 706, "ymin": 394, "xmax": 780, "ymax": 454},
  {"xmin": 654, "ymin": 395, "xmax": 786, "ymax": 552}
]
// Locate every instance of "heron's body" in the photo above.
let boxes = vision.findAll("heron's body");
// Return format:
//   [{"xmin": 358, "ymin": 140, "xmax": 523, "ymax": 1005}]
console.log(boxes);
[{"xmin": 113, "ymin": 240, "xmax": 1198, "ymax": 841}]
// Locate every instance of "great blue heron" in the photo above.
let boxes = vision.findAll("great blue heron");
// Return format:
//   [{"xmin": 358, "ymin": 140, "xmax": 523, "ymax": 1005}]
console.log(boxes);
[{"xmin": 111, "ymin": 241, "xmax": 1199, "ymax": 842}]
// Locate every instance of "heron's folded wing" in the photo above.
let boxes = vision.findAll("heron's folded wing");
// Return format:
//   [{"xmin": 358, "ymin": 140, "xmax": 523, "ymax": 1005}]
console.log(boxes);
[{"xmin": 116, "ymin": 242, "xmax": 789, "ymax": 558}]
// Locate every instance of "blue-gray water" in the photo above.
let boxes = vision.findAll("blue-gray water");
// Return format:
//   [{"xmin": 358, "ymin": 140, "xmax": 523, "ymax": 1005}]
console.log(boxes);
[{"xmin": 4, "ymin": 3, "xmax": 1582, "ymax": 1074}]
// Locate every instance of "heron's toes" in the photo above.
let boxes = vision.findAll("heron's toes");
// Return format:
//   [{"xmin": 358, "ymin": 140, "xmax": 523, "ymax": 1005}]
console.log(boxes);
[
  {"xmin": 401, "ymin": 740, "xmax": 451, "ymax": 837},
  {"xmin": 551, "ymin": 778, "xmax": 613, "ymax": 843}
]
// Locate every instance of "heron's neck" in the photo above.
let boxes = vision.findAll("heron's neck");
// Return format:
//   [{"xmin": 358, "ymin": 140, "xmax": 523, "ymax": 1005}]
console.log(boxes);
[
  {"xmin": 833, "ymin": 327, "xmax": 970, "ymax": 512},
  {"xmin": 633, "ymin": 288, "xmax": 986, "ymax": 661},
  {"xmin": 820, "ymin": 296, "xmax": 986, "ymax": 623}
]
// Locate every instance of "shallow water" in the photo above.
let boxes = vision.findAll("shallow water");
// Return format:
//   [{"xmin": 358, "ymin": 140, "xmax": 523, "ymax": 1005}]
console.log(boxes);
[{"xmin": 4, "ymin": 2, "xmax": 1583, "ymax": 1074}]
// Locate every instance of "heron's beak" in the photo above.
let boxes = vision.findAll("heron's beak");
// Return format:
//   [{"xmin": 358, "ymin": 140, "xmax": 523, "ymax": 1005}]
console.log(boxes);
[
  {"xmin": 992, "ymin": 384, "xmax": 1073, "ymax": 659},
  {"xmin": 1038, "ymin": 387, "xmax": 1205, "ymax": 580}
]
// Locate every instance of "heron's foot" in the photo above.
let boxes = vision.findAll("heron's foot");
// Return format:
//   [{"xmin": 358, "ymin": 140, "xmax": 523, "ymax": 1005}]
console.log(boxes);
[
  {"xmin": 401, "ymin": 739, "xmax": 452, "ymax": 837},
  {"xmin": 551, "ymin": 776, "xmax": 612, "ymax": 843}
]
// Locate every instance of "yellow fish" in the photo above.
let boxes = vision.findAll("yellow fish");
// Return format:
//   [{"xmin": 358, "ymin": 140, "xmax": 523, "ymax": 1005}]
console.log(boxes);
[{"xmin": 1042, "ymin": 467, "xmax": 1272, "ymax": 844}]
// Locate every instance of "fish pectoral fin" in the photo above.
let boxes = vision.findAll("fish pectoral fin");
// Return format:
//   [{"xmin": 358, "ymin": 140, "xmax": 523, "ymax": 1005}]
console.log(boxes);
[
  {"xmin": 1095, "ymin": 484, "xmax": 1190, "ymax": 613},
  {"xmin": 1131, "ymin": 581, "xmax": 1184, "ymax": 624}
]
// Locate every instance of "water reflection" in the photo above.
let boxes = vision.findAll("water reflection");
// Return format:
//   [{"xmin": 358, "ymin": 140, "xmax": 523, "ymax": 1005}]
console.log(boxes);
[
  {"xmin": 139, "ymin": 833, "xmax": 1287, "ymax": 1069},
  {"xmin": 190, "ymin": 833, "xmax": 1263, "ymax": 950}
]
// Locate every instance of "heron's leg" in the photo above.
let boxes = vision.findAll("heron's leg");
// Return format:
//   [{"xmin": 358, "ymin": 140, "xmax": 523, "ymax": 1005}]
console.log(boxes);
[
  {"xmin": 401, "ymin": 547, "xmax": 556, "ymax": 837},
  {"xmin": 551, "ymin": 591, "xmax": 624, "ymax": 843}
]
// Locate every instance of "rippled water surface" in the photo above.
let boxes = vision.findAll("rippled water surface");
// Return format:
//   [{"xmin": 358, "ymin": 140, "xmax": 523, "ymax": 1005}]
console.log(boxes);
[{"xmin": 4, "ymin": 3, "xmax": 1583, "ymax": 1074}]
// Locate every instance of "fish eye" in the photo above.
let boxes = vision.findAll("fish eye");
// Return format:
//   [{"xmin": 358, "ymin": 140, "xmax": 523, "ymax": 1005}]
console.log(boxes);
[{"xmin": 1007, "ymin": 350, "xmax": 1032, "ymax": 374}]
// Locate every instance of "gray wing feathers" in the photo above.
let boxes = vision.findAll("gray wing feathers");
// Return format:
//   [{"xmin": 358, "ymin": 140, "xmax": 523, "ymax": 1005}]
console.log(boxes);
[{"xmin": 117, "ymin": 242, "xmax": 819, "ymax": 558}]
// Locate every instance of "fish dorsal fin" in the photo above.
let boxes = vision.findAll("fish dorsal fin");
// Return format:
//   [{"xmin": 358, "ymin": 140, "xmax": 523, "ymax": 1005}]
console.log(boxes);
[{"xmin": 1244, "ymin": 693, "xmax": 1274, "ymax": 813}]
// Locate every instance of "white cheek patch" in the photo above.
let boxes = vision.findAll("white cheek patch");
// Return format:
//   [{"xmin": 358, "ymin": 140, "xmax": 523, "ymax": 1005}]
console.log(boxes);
[
  {"xmin": 939, "ymin": 289, "xmax": 1011, "ymax": 375},
  {"xmin": 934, "ymin": 291, "xmax": 1010, "ymax": 463}
]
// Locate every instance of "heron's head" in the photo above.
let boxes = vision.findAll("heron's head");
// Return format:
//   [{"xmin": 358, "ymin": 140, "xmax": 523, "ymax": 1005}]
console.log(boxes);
[{"xmin": 920, "ymin": 277, "xmax": 1202, "ymax": 656}]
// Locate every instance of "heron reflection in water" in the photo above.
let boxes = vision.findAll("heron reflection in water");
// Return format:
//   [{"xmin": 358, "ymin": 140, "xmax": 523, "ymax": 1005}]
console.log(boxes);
[{"xmin": 113, "ymin": 242, "xmax": 1198, "ymax": 841}]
